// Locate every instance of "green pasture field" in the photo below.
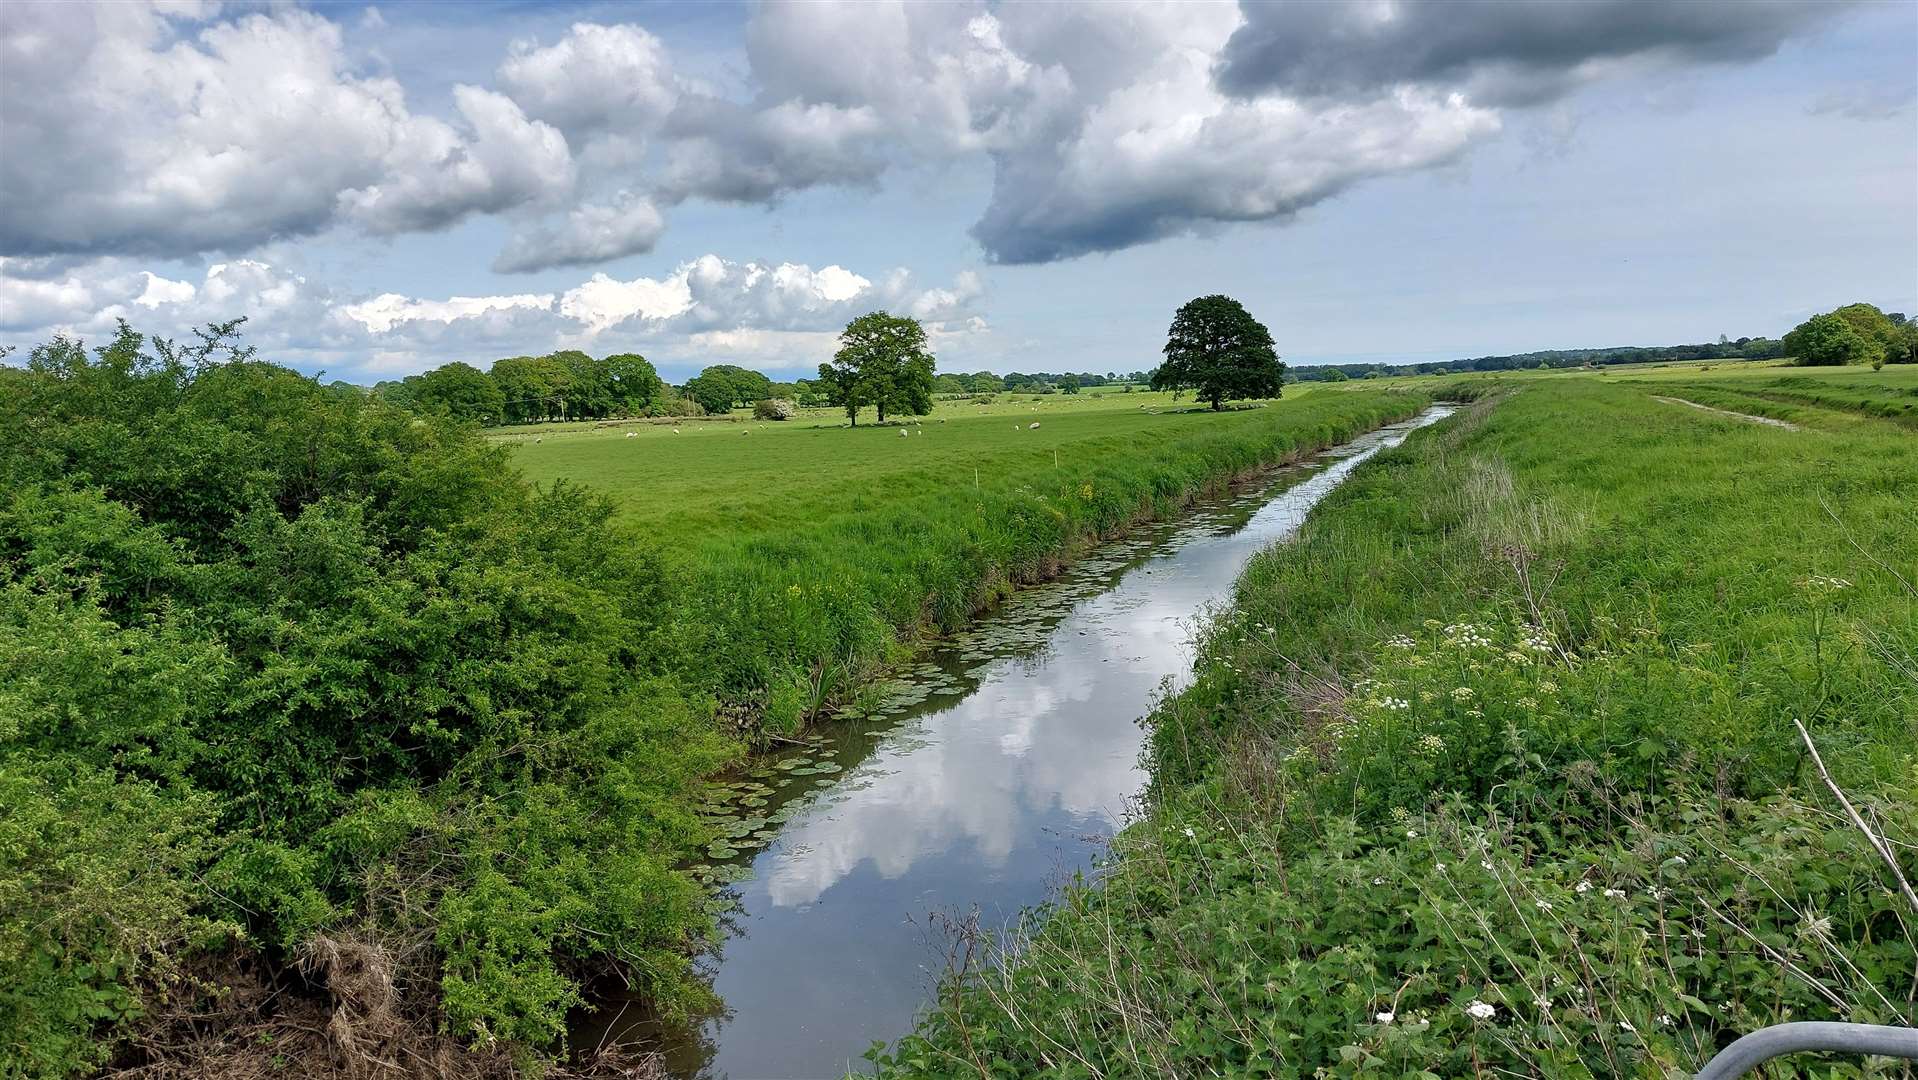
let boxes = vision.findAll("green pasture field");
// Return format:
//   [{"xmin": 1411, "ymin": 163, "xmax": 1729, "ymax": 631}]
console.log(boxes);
[
  {"xmin": 494, "ymin": 386, "xmax": 1331, "ymax": 540},
  {"xmin": 875, "ymin": 373, "xmax": 1918, "ymax": 1076},
  {"xmin": 551, "ymin": 383, "xmax": 1446, "ymax": 721}
]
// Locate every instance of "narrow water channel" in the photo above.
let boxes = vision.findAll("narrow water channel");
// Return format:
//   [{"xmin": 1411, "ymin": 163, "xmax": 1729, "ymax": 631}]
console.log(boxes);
[{"xmin": 580, "ymin": 406, "xmax": 1455, "ymax": 1079}]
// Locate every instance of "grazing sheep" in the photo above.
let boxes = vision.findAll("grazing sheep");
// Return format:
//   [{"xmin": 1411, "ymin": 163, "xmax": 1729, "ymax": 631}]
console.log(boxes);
[
  {"xmin": 1028, "ymin": 422, "xmax": 1040, "ymax": 430},
  {"xmin": 672, "ymin": 428, "xmax": 680, "ymax": 434},
  {"xmin": 625, "ymin": 432, "xmax": 637, "ymax": 438},
  {"xmin": 900, "ymin": 428, "xmax": 909, "ymax": 437}
]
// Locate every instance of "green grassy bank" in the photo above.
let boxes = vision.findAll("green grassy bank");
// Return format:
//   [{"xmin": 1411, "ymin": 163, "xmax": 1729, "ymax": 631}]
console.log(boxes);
[
  {"xmin": 873, "ymin": 378, "xmax": 1918, "ymax": 1077},
  {"xmin": 506, "ymin": 384, "xmax": 1441, "ymax": 733}
]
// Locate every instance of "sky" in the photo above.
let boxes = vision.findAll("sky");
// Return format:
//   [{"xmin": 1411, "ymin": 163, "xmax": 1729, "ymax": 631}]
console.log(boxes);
[{"xmin": 1, "ymin": 0, "xmax": 1913, "ymax": 385}]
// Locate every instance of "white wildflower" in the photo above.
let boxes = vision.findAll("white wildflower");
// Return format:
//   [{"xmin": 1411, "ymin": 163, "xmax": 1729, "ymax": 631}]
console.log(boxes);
[
  {"xmin": 1576, "ymin": 880, "xmax": 1593, "ymax": 894},
  {"xmin": 1375, "ymin": 1011, "xmax": 1395, "ymax": 1024},
  {"xmin": 1466, "ymin": 1000, "xmax": 1496, "ymax": 1021}
]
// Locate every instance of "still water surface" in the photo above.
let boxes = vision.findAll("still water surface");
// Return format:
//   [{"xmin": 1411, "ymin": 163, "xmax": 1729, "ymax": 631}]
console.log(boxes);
[{"xmin": 583, "ymin": 407, "xmax": 1454, "ymax": 1079}]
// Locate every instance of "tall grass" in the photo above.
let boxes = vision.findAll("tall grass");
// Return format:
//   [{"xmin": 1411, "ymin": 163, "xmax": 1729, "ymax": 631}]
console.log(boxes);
[
  {"xmin": 631, "ymin": 388, "xmax": 1440, "ymax": 733},
  {"xmin": 873, "ymin": 379, "xmax": 1918, "ymax": 1076}
]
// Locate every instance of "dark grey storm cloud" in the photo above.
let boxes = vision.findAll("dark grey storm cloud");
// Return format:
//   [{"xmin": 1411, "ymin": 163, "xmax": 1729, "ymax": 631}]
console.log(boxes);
[{"xmin": 1215, "ymin": 0, "xmax": 1854, "ymax": 106}]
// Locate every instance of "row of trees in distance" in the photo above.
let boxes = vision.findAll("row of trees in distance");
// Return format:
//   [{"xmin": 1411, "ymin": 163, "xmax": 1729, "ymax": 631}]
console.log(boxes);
[
  {"xmin": 364, "ymin": 298, "xmax": 1912, "ymax": 426},
  {"xmin": 367, "ymin": 320, "xmax": 1157, "ymax": 426}
]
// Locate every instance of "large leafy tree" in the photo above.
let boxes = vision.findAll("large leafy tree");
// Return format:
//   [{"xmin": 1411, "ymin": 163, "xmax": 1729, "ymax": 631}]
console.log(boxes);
[
  {"xmin": 1783, "ymin": 312, "xmax": 1873, "ymax": 366},
  {"xmin": 529, "ymin": 353, "xmax": 576, "ymax": 418},
  {"xmin": 602, "ymin": 354, "xmax": 663, "ymax": 415},
  {"xmin": 1828, "ymin": 302, "xmax": 1900, "ymax": 363},
  {"xmin": 684, "ymin": 364, "xmax": 773, "ymax": 415},
  {"xmin": 821, "ymin": 312, "xmax": 935, "ymax": 425},
  {"xmin": 555, "ymin": 349, "xmax": 614, "ymax": 418},
  {"xmin": 1151, "ymin": 295, "xmax": 1284, "ymax": 410},
  {"xmin": 490, "ymin": 355, "xmax": 551, "ymax": 423},
  {"xmin": 413, "ymin": 361, "xmax": 505, "ymax": 424}
]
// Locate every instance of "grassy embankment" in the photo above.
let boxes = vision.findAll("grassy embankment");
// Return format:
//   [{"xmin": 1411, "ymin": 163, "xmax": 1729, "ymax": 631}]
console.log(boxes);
[
  {"xmin": 1612, "ymin": 363, "xmax": 1918, "ymax": 431},
  {"xmin": 504, "ymin": 383, "xmax": 1442, "ymax": 733},
  {"xmin": 874, "ymin": 376, "xmax": 1917, "ymax": 1077}
]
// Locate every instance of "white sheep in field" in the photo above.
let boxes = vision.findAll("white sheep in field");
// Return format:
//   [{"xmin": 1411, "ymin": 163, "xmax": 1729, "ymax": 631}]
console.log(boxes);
[
  {"xmin": 900, "ymin": 428, "xmax": 909, "ymax": 437},
  {"xmin": 1028, "ymin": 422, "xmax": 1040, "ymax": 430},
  {"xmin": 672, "ymin": 428, "xmax": 681, "ymax": 434},
  {"xmin": 625, "ymin": 432, "xmax": 637, "ymax": 438}
]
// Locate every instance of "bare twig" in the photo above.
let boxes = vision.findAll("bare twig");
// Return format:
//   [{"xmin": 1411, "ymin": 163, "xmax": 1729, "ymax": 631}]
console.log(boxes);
[{"xmin": 1792, "ymin": 718, "xmax": 1918, "ymax": 916}]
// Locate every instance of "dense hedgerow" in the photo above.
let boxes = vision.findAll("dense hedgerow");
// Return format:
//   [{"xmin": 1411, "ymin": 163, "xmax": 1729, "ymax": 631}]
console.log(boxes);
[
  {"xmin": 0, "ymin": 324, "xmax": 730, "ymax": 1072},
  {"xmin": 874, "ymin": 381, "xmax": 1917, "ymax": 1076}
]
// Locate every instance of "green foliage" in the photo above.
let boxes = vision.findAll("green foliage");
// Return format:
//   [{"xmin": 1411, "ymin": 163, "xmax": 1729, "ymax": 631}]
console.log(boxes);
[
  {"xmin": 0, "ymin": 321, "xmax": 732, "ymax": 1068},
  {"xmin": 489, "ymin": 355, "xmax": 551, "ymax": 423},
  {"xmin": 1151, "ymin": 295, "xmax": 1285, "ymax": 409},
  {"xmin": 1784, "ymin": 311, "xmax": 1876, "ymax": 366},
  {"xmin": 602, "ymin": 353, "xmax": 663, "ymax": 414},
  {"xmin": 0, "ymin": 758, "xmax": 231, "ymax": 1078},
  {"xmin": 412, "ymin": 361, "xmax": 505, "ymax": 423},
  {"xmin": 873, "ymin": 379, "xmax": 1918, "ymax": 1076},
  {"xmin": 685, "ymin": 364, "xmax": 774, "ymax": 415},
  {"xmin": 819, "ymin": 312, "xmax": 936, "ymax": 425}
]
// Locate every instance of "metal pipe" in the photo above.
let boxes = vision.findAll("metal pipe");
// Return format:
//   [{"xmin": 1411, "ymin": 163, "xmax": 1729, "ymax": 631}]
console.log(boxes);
[{"xmin": 1696, "ymin": 1022, "xmax": 1918, "ymax": 1079}]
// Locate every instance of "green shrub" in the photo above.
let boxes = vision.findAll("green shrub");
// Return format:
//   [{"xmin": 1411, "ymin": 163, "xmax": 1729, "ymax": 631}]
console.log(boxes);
[{"xmin": 0, "ymin": 323, "xmax": 732, "ymax": 1066}]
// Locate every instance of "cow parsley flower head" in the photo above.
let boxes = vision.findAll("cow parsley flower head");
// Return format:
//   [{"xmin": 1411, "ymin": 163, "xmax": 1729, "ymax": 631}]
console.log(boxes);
[
  {"xmin": 1375, "ymin": 1011, "xmax": 1395, "ymax": 1024},
  {"xmin": 1466, "ymin": 1000, "xmax": 1496, "ymax": 1021}
]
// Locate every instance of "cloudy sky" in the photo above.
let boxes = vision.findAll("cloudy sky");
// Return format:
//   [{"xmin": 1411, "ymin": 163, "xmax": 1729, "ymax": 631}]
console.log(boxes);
[{"xmin": 2, "ymin": 0, "xmax": 1913, "ymax": 384}]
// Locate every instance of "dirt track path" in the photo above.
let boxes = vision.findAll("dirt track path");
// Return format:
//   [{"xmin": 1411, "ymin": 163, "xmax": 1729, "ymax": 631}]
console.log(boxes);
[{"xmin": 1652, "ymin": 395, "xmax": 1800, "ymax": 431}]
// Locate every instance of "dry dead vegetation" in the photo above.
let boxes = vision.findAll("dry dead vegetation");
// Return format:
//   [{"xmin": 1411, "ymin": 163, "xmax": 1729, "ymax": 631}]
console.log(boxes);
[{"xmin": 109, "ymin": 935, "xmax": 664, "ymax": 1080}]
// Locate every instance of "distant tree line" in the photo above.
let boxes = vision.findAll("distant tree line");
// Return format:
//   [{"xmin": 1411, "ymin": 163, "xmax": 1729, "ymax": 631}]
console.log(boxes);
[
  {"xmin": 1286, "ymin": 337, "xmax": 1789, "ymax": 382},
  {"xmin": 358, "ymin": 338, "xmax": 1161, "ymax": 427},
  {"xmin": 374, "ymin": 350, "xmax": 666, "ymax": 424}
]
